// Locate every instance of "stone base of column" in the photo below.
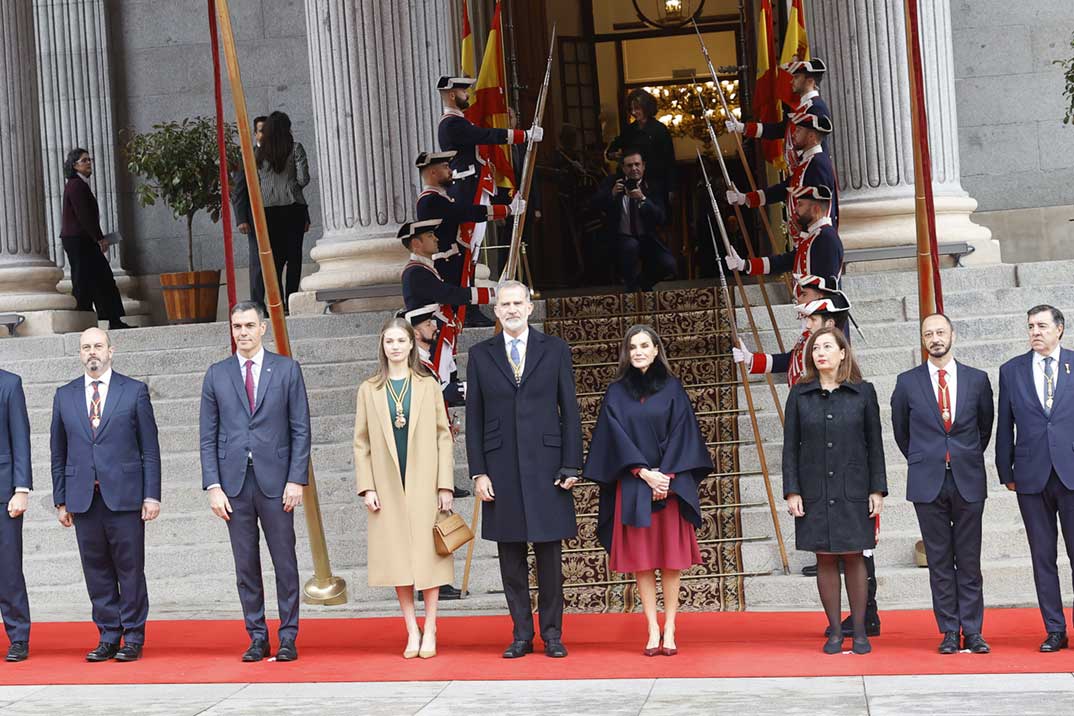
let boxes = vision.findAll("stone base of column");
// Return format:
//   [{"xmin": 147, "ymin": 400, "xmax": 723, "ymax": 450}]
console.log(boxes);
[
  {"xmin": 5, "ymin": 309, "xmax": 98, "ymax": 337},
  {"xmin": 291, "ymin": 232, "xmax": 409, "ymax": 315},
  {"xmin": 56, "ymin": 272, "xmax": 154, "ymax": 325},
  {"xmin": 0, "ymin": 264, "xmax": 97, "ymax": 335},
  {"xmin": 839, "ymin": 194, "xmax": 1002, "ymax": 270}
]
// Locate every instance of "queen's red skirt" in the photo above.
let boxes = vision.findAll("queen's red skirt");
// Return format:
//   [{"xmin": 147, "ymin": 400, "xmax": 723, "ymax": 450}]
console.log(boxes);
[{"xmin": 609, "ymin": 480, "xmax": 702, "ymax": 573}]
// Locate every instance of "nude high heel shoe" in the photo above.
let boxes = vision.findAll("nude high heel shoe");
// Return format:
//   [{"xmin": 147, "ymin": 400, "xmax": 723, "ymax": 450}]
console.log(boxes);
[
  {"xmin": 419, "ymin": 629, "xmax": 437, "ymax": 659},
  {"xmin": 403, "ymin": 629, "xmax": 422, "ymax": 659}
]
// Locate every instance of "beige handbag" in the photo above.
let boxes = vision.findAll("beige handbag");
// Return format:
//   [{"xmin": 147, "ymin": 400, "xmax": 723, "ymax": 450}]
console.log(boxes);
[{"xmin": 433, "ymin": 511, "xmax": 474, "ymax": 556}]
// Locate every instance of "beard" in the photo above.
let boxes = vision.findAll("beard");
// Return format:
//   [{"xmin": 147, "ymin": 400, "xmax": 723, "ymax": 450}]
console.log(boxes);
[
  {"xmin": 927, "ymin": 343, "xmax": 950, "ymax": 358},
  {"xmin": 454, "ymin": 95, "xmax": 470, "ymax": 110}
]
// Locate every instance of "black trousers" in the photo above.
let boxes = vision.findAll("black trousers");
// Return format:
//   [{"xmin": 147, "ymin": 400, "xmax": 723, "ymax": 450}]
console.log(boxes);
[
  {"xmin": 225, "ymin": 465, "xmax": 300, "ymax": 642},
  {"xmin": 913, "ymin": 470, "xmax": 985, "ymax": 634},
  {"xmin": 72, "ymin": 490, "xmax": 147, "ymax": 645},
  {"xmin": 1017, "ymin": 471, "xmax": 1074, "ymax": 633},
  {"xmin": 61, "ymin": 236, "xmax": 124, "ymax": 320},
  {"xmin": 618, "ymin": 233, "xmax": 677, "ymax": 292},
  {"xmin": 264, "ymin": 203, "xmax": 307, "ymax": 310},
  {"xmin": 497, "ymin": 541, "xmax": 564, "ymax": 643},
  {"xmin": 247, "ymin": 231, "xmax": 265, "ymax": 310},
  {"xmin": 0, "ymin": 506, "xmax": 29, "ymax": 643}
]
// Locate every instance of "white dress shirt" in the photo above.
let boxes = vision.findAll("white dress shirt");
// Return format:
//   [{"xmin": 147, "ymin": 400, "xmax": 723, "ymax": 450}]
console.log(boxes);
[
  {"xmin": 927, "ymin": 357, "xmax": 957, "ymax": 424},
  {"xmin": 503, "ymin": 328, "xmax": 529, "ymax": 379},
  {"xmin": 84, "ymin": 368, "xmax": 157, "ymax": 503},
  {"xmin": 1033, "ymin": 345, "xmax": 1063, "ymax": 410}
]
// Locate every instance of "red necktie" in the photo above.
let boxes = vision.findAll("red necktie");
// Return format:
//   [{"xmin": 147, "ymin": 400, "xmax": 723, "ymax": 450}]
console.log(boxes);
[
  {"xmin": 244, "ymin": 360, "xmax": 256, "ymax": 412},
  {"xmin": 89, "ymin": 380, "xmax": 102, "ymax": 433},
  {"xmin": 938, "ymin": 369, "xmax": 951, "ymax": 463}
]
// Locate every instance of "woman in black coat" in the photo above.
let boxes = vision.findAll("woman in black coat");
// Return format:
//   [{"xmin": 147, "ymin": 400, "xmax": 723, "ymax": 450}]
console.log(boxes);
[{"xmin": 783, "ymin": 327, "xmax": 887, "ymax": 655}]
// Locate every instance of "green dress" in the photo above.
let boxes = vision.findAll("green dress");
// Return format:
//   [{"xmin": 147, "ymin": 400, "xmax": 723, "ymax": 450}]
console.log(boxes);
[{"xmin": 387, "ymin": 377, "xmax": 411, "ymax": 487}]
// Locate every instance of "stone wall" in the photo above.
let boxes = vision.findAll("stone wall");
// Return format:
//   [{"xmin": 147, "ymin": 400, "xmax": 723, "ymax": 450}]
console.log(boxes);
[
  {"xmin": 950, "ymin": 0, "xmax": 1074, "ymax": 261},
  {"xmin": 108, "ymin": 0, "xmax": 318, "ymax": 280}
]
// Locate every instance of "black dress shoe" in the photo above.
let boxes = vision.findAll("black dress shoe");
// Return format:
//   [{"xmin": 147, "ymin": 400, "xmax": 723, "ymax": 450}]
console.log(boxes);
[
  {"xmin": 453, "ymin": 487, "xmax": 472, "ymax": 498},
  {"xmin": 963, "ymin": 633, "xmax": 991, "ymax": 654},
  {"xmin": 86, "ymin": 642, "xmax": 120, "ymax": 662},
  {"xmin": 242, "ymin": 639, "xmax": 270, "ymax": 662},
  {"xmin": 465, "ymin": 310, "xmax": 495, "ymax": 328},
  {"xmin": 544, "ymin": 639, "xmax": 568, "ymax": 658},
  {"xmin": 108, "ymin": 320, "xmax": 133, "ymax": 330},
  {"xmin": 1040, "ymin": 632, "xmax": 1068, "ymax": 652},
  {"xmin": 851, "ymin": 636, "xmax": 872, "ymax": 655},
  {"xmin": 5, "ymin": 641, "xmax": 27, "ymax": 662},
  {"xmin": 502, "ymin": 640, "xmax": 534, "ymax": 658},
  {"xmin": 801, "ymin": 562, "xmax": 818, "ymax": 577},
  {"xmin": 276, "ymin": 639, "xmax": 298, "ymax": 662},
  {"xmin": 938, "ymin": 631, "xmax": 960, "ymax": 654},
  {"xmin": 115, "ymin": 643, "xmax": 143, "ymax": 662},
  {"xmin": 439, "ymin": 584, "xmax": 463, "ymax": 600}
]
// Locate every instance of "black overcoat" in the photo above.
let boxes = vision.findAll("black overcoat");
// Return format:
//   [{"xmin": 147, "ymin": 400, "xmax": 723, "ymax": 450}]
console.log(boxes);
[
  {"xmin": 782, "ymin": 380, "xmax": 888, "ymax": 553},
  {"xmin": 465, "ymin": 328, "xmax": 583, "ymax": 543}
]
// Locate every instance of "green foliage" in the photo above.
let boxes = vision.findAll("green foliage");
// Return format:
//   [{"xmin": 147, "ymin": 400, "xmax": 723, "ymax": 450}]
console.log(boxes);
[
  {"xmin": 123, "ymin": 117, "xmax": 242, "ymax": 272},
  {"xmin": 1057, "ymin": 31, "xmax": 1074, "ymax": 125}
]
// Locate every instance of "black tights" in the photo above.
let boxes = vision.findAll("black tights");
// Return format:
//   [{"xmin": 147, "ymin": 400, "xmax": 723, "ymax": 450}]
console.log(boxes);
[{"xmin": 817, "ymin": 552, "xmax": 868, "ymax": 638}]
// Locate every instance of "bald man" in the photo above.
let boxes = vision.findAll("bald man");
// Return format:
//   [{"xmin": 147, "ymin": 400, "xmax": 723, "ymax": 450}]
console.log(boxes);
[{"xmin": 50, "ymin": 328, "xmax": 161, "ymax": 662}]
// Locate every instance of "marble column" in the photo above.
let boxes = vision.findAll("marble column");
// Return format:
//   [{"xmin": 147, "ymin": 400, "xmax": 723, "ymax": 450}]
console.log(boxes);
[
  {"xmin": 0, "ymin": 2, "xmax": 93, "ymax": 335},
  {"xmin": 811, "ymin": 0, "xmax": 1000, "ymax": 264},
  {"xmin": 293, "ymin": 0, "xmax": 459, "ymax": 311},
  {"xmin": 34, "ymin": 0, "xmax": 151, "ymax": 323}
]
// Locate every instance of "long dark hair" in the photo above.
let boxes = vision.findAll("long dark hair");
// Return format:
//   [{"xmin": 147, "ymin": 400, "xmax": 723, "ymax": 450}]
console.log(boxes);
[
  {"xmin": 626, "ymin": 88, "xmax": 658, "ymax": 122},
  {"xmin": 64, "ymin": 148, "xmax": 88, "ymax": 179},
  {"xmin": 614, "ymin": 324, "xmax": 674, "ymax": 399},
  {"xmin": 367, "ymin": 317, "xmax": 430, "ymax": 388},
  {"xmin": 802, "ymin": 326, "xmax": 863, "ymax": 385},
  {"xmin": 255, "ymin": 111, "xmax": 295, "ymax": 174}
]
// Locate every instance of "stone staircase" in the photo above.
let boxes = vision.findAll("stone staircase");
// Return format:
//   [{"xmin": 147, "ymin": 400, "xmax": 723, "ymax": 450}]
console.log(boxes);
[{"xmin": 737, "ymin": 260, "xmax": 1074, "ymax": 611}]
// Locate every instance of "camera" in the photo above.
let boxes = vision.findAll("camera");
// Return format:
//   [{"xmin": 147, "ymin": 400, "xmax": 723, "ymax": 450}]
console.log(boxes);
[{"xmin": 624, "ymin": 177, "xmax": 639, "ymax": 192}]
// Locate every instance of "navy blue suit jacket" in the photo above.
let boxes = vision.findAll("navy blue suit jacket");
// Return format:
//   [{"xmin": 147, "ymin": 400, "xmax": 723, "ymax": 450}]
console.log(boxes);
[
  {"xmin": 996, "ymin": 348, "xmax": 1074, "ymax": 493},
  {"xmin": 50, "ymin": 372, "xmax": 161, "ymax": 513},
  {"xmin": 0, "ymin": 370, "xmax": 32, "ymax": 502},
  {"xmin": 891, "ymin": 361, "xmax": 994, "ymax": 503},
  {"xmin": 199, "ymin": 351, "xmax": 311, "ymax": 498}
]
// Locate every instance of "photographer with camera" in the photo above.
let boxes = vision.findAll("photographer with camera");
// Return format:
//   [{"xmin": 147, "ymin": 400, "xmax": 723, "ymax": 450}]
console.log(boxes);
[{"xmin": 590, "ymin": 148, "xmax": 676, "ymax": 292}]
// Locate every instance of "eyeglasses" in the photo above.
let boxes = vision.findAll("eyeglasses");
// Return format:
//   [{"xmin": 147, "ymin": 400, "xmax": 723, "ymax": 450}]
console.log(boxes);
[{"xmin": 78, "ymin": 157, "xmax": 94, "ymax": 164}]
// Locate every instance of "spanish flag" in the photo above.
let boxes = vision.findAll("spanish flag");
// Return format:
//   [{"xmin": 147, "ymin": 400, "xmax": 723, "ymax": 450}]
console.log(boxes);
[
  {"xmin": 777, "ymin": 0, "xmax": 810, "ymax": 107},
  {"xmin": 753, "ymin": 0, "xmax": 783, "ymax": 167},
  {"xmin": 460, "ymin": 1, "xmax": 475, "ymax": 79},
  {"xmin": 464, "ymin": 1, "xmax": 516, "ymax": 190}
]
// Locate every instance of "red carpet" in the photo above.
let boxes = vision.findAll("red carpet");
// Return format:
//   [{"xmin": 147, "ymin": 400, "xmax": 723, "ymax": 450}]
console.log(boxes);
[{"xmin": 0, "ymin": 608, "xmax": 1068, "ymax": 685}]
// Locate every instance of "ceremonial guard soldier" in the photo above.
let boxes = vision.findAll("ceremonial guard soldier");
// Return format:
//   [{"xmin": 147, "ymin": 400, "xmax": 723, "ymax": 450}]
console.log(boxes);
[
  {"xmin": 733, "ymin": 275, "xmax": 850, "ymax": 386},
  {"xmin": 724, "ymin": 185, "xmax": 843, "ymax": 292},
  {"xmin": 436, "ymin": 76, "xmax": 541, "ymax": 204},
  {"xmin": 399, "ymin": 220, "xmax": 494, "ymax": 312},
  {"xmin": 726, "ymin": 111, "xmax": 838, "ymax": 234},
  {"xmin": 726, "ymin": 58, "xmax": 831, "ymax": 171},
  {"xmin": 402, "ymin": 304, "xmax": 466, "ymax": 408}
]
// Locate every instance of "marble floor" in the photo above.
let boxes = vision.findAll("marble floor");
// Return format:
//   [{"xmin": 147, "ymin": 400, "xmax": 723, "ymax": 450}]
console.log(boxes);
[{"xmin": 0, "ymin": 673, "xmax": 1073, "ymax": 715}]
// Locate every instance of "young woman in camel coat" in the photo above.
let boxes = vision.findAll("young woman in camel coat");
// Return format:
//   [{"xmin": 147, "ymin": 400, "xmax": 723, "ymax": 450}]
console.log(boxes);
[{"xmin": 354, "ymin": 317, "xmax": 455, "ymax": 658}]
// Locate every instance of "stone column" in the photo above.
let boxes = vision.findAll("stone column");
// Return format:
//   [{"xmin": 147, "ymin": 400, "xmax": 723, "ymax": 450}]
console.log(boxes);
[
  {"xmin": 34, "ymin": 0, "xmax": 151, "ymax": 323},
  {"xmin": 0, "ymin": 2, "xmax": 93, "ymax": 335},
  {"xmin": 811, "ymin": 0, "xmax": 1000, "ymax": 265},
  {"xmin": 293, "ymin": 0, "xmax": 459, "ymax": 312}
]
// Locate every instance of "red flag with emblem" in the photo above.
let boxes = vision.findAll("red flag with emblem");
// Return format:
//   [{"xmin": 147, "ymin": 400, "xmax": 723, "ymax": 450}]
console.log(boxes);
[
  {"xmin": 753, "ymin": 0, "xmax": 783, "ymax": 167},
  {"xmin": 464, "ymin": 1, "xmax": 516, "ymax": 190}
]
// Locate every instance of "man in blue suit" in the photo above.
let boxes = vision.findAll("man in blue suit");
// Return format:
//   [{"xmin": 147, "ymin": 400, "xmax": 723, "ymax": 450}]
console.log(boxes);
[
  {"xmin": 466, "ymin": 281, "xmax": 583, "ymax": 659},
  {"xmin": 891, "ymin": 313, "xmax": 994, "ymax": 654},
  {"xmin": 0, "ymin": 369, "xmax": 32, "ymax": 662},
  {"xmin": 997, "ymin": 304, "xmax": 1074, "ymax": 652},
  {"xmin": 199, "ymin": 301, "xmax": 310, "ymax": 662},
  {"xmin": 50, "ymin": 327, "xmax": 161, "ymax": 662}
]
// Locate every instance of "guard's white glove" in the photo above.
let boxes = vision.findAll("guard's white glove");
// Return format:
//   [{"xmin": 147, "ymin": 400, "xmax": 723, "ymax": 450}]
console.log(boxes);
[
  {"xmin": 726, "ymin": 189, "xmax": 747, "ymax": 206},
  {"xmin": 509, "ymin": 195, "xmax": 527, "ymax": 215},
  {"xmin": 725, "ymin": 119, "xmax": 745, "ymax": 134},
  {"xmin": 526, "ymin": 125, "xmax": 544, "ymax": 143},
  {"xmin": 724, "ymin": 247, "xmax": 746, "ymax": 273},
  {"xmin": 731, "ymin": 340, "xmax": 753, "ymax": 371}
]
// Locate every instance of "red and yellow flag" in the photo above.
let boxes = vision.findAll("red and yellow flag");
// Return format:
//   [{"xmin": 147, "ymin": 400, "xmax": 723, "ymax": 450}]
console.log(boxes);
[
  {"xmin": 464, "ymin": 1, "xmax": 516, "ymax": 190},
  {"xmin": 753, "ymin": 0, "xmax": 783, "ymax": 167},
  {"xmin": 777, "ymin": 0, "xmax": 811, "ymax": 107},
  {"xmin": 460, "ymin": 1, "xmax": 475, "ymax": 79}
]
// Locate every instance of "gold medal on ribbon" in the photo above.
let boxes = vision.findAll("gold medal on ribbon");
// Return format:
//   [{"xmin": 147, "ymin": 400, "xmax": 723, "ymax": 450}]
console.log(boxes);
[
  {"xmin": 386, "ymin": 373, "xmax": 412, "ymax": 430},
  {"xmin": 941, "ymin": 409, "xmax": 950, "ymax": 422}
]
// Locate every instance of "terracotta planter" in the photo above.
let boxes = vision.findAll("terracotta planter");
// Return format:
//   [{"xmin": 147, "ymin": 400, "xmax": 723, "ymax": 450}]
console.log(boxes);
[{"xmin": 160, "ymin": 270, "xmax": 221, "ymax": 324}]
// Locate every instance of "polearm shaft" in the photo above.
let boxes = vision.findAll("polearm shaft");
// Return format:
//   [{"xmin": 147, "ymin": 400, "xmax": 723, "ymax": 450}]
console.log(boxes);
[
  {"xmin": 691, "ymin": 80, "xmax": 786, "ymax": 354},
  {"xmin": 698, "ymin": 150, "xmax": 784, "ymax": 426},
  {"xmin": 501, "ymin": 24, "xmax": 555, "ymax": 282},
  {"xmin": 692, "ymin": 18, "xmax": 796, "ymax": 295},
  {"xmin": 708, "ymin": 215, "xmax": 789, "ymax": 576},
  {"xmin": 215, "ymin": 0, "xmax": 346, "ymax": 606}
]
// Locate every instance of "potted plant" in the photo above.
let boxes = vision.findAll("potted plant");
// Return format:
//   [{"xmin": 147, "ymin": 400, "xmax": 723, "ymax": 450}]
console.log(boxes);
[
  {"xmin": 124, "ymin": 117, "xmax": 241, "ymax": 323},
  {"xmin": 1058, "ymin": 30, "xmax": 1074, "ymax": 125}
]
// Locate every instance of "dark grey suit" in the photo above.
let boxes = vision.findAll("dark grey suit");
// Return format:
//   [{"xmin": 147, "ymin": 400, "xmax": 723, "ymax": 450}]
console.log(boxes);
[
  {"xmin": 0, "ymin": 370, "xmax": 31, "ymax": 644},
  {"xmin": 50, "ymin": 371, "xmax": 161, "ymax": 645},
  {"xmin": 199, "ymin": 350, "xmax": 311, "ymax": 642}
]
